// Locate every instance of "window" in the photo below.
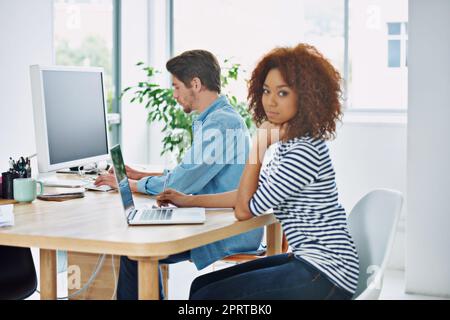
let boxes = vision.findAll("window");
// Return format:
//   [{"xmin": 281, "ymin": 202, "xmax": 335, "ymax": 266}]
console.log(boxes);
[
  {"xmin": 172, "ymin": 0, "xmax": 408, "ymax": 111},
  {"xmin": 348, "ymin": 0, "xmax": 408, "ymax": 109},
  {"xmin": 387, "ymin": 22, "xmax": 408, "ymax": 68},
  {"xmin": 53, "ymin": 0, "xmax": 120, "ymax": 145},
  {"xmin": 173, "ymin": 0, "xmax": 344, "ymax": 104}
]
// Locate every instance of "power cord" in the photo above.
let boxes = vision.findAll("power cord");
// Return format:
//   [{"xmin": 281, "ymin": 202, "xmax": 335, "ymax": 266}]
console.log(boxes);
[
  {"xmin": 36, "ymin": 253, "xmax": 107, "ymax": 300},
  {"xmin": 111, "ymin": 255, "xmax": 118, "ymax": 300}
]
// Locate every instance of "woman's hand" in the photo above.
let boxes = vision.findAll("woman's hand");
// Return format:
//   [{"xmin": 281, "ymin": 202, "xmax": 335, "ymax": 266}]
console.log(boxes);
[
  {"xmin": 156, "ymin": 189, "xmax": 193, "ymax": 207},
  {"xmin": 258, "ymin": 121, "xmax": 288, "ymax": 145}
]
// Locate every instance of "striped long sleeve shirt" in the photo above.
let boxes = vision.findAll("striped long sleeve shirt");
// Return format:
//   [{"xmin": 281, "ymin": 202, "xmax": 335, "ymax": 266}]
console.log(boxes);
[{"xmin": 249, "ymin": 136, "xmax": 360, "ymax": 295}]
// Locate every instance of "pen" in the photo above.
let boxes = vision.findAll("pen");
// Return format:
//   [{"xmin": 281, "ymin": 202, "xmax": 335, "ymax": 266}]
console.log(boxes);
[
  {"xmin": 162, "ymin": 172, "xmax": 171, "ymax": 192},
  {"xmin": 154, "ymin": 172, "xmax": 171, "ymax": 209}
]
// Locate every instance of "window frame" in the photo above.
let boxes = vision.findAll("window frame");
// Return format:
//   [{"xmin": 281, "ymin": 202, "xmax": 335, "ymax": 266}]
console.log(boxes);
[{"xmin": 110, "ymin": 0, "xmax": 122, "ymax": 146}]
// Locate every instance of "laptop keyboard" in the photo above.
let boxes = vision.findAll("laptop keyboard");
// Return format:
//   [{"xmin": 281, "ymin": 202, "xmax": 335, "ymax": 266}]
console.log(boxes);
[{"xmin": 140, "ymin": 208, "xmax": 173, "ymax": 221}]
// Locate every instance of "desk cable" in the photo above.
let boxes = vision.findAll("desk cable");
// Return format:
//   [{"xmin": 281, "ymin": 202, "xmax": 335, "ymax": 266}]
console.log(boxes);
[
  {"xmin": 110, "ymin": 255, "xmax": 118, "ymax": 300},
  {"xmin": 36, "ymin": 253, "xmax": 107, "ymax": 300}
]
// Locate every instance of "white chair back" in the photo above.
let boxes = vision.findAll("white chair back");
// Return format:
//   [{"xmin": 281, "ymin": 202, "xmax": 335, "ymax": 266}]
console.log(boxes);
[{"xmin": 347, "ymin": 189, "xmax": 403, "ymax": 299}]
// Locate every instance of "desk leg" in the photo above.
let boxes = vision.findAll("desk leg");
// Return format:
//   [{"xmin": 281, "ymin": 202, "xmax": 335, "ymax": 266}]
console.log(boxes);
[
  {"xmin": 40, "ymin": 249, "xmax": 57, "ymax": 300},
  {"xmin": 129, "ymin": 256, "xmax": 168, "ymax": 300},
  {"xmin": 266, "ymin": 222, "xmax": 282, "ymax": 256}
]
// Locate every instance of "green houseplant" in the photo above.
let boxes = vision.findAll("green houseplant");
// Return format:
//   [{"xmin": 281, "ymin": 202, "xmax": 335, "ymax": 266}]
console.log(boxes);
[{"xmin": 122, "ymin": 60, "xmax": 254, "ymax": 162}]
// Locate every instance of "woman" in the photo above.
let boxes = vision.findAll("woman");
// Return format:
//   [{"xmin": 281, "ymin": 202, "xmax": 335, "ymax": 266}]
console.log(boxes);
[{"xmin": 157, "ymin": 44, "xmax": 359, "ymax": 300}]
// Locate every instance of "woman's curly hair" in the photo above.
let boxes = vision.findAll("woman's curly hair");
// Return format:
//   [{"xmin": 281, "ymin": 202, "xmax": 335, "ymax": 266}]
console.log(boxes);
[{"xmin": 248, "ymin": 43, "xmax": 343, "ymax": 141}]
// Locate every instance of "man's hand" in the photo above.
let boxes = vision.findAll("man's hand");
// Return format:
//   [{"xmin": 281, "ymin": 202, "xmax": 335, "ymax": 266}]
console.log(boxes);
[
  {"xmin": 94, "ymin": 174, "xmax": 118, "ymax": 189},
  {"xmin": 108, "ymin": 165, "xmax": 142, "ymax": 180},
  {"xmin": 108, "ymin": 165, "xmax": 162, "ymax": 180}
]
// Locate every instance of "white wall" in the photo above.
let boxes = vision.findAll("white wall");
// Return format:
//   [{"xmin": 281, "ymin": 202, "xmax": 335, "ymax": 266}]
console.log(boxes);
[
  {"xmin": 0, "ymin": 0, "xmax": 53, "ymax": 173},
  {"xmin": 0, "ymin": 0, "xmax": 157, "ymax": 172},
  {"xmin": 329, "ymin": 115, "xmax": 407, "ymax": 270},
  {"xmin": 0, "ymin": 0, "xmax": 53, "ymax": 300},
  {"xmin": 406, "ymin": 0, "xmax": 450, "ymax": 297},
  {"xmin": 350, "ymin": 0, "xmax": 408, "ymax": 109}
]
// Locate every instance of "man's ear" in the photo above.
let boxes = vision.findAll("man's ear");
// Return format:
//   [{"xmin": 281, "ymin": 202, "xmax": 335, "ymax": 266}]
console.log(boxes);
[{"xmin": 190, "ymin": 77, "xmax": 203, "ymax": 92}]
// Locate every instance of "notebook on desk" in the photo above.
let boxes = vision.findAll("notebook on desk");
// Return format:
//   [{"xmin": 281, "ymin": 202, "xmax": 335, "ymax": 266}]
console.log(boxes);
[
  {"xmin": 37, "ymin": 187, "xmax": 85, "ymax": 202},
  {"xmin": 110, "ymin": 144, "xmax": 205, "ymax": 225}
]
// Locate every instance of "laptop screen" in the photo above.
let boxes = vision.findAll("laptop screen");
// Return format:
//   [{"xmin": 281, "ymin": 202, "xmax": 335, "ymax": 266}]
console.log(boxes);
[{"xmin": 110, "ymin": 145, "xmax": 134, "ymax": 212}]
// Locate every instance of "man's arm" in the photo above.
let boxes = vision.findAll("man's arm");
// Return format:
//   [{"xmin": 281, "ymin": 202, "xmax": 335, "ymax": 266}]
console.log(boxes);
[
  {"xmin": 109, "ymin": 165, "xmax": 163, "ymax": 180},
  {"xmin": 137, "ymin": 118, "xmax": 247, "ymax": 195}
]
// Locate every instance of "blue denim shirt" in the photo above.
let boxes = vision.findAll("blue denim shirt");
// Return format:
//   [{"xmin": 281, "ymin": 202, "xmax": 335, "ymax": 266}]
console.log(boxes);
[{"xmin": 137, "ymin": 95, "xmax": 263, "ymax": 269}]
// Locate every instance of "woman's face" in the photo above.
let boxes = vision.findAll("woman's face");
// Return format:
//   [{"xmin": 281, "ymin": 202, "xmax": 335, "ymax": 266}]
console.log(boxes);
[{"xmin": 261, "ymin": 68, "xmax": 298, "ymax": 124}]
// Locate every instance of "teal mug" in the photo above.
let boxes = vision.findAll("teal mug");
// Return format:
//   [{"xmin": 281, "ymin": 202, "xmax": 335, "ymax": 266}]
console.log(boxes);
[{"xmin": 13, "ymin": 178, "xmax": 44, "ymax": 202}]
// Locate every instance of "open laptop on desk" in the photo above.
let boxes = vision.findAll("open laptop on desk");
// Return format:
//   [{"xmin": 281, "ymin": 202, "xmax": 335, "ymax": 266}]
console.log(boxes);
[{"xmin": 110, "ymin": 144, "xmax": 205, "ymax": 225}]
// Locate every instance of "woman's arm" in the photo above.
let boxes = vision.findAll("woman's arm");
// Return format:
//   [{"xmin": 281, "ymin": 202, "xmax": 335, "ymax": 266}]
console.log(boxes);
[
  {"xmin": 157, "ymin": 122, "xmax": 286, "ymax": 218},
  {"xmin": 234, "ymin": 122, "xmax": 287, "ymax": 221},
  {"xmin": 234, "ymin": 135, "xmax": 265, "ymax": 221},
  {"xmin": 157, "ymin": 189, "xmax": 237, "ymax": 208}
]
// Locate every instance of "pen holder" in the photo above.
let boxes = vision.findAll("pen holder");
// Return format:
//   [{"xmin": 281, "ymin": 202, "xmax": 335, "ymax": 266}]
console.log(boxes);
[{"xmin": 2, "ymin": 171, "xmax": 19, "ymax": 200}]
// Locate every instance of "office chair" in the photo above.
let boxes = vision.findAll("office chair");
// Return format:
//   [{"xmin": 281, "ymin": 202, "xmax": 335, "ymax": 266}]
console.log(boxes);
[
  {"xmin": 347, "ymin": 189, "xmax": 403, "ymax": 300},
  {"xmin": 0, "ymin": 245, "xmax": 38, "ymax": 300}
]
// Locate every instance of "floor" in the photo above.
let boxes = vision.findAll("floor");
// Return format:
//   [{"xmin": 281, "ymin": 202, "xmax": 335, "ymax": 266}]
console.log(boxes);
[
  {"xmin": 27, "ymin": 259, "xmax": 449, "ymax": 300},
  {"xmin": 168, "ymin": 261, "xmax": 449, "ymax": 300},
  {"xmin": 379, "ymin": 269, "xmax": 448, "ymax": 300}
]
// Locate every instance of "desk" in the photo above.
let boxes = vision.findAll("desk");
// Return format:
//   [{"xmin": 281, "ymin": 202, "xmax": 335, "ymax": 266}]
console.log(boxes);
[{"xmin": 0, "ymin": 189, "xmax": 281, "ymax": 300}]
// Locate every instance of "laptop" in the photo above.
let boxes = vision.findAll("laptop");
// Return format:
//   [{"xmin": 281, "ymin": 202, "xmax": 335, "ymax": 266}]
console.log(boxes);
[{"xmin": 110, "ymin": 144, "xmax": 206, "ymax": 225}]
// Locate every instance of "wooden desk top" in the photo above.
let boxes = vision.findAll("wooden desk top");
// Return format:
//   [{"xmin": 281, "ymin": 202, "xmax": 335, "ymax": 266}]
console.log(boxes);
[{"xmin": 0, "ymin": 190, "xmax": 276, "ymax": 257}]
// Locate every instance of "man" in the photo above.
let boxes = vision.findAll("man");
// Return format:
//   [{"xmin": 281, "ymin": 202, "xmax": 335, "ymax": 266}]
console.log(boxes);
[{"xmin": 95, "ymin": 49, "xmax": 262, "ymax": 300}]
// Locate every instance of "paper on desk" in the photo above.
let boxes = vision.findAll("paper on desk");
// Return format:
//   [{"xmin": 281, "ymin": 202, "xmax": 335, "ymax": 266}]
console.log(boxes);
[
  {"xmin": 42, "ymin": 187, "xmax": 86, "ymax": 196},
  {"xmin": 0, "ymin": 204, "xmax": 14, "ymax": 227}
]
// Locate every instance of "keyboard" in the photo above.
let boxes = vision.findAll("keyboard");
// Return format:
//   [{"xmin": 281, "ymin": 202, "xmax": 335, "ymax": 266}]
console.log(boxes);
[
  {"xmin": 140, "ymin": 208, "xmax": 173, "ymax": 221},
  {"xmin": 42, "ymin": 178, "xmax": 88, "ymax": 188},
  {"xmin": 84, "ymin": 182, "xmax": 114, "ymax": 192}
]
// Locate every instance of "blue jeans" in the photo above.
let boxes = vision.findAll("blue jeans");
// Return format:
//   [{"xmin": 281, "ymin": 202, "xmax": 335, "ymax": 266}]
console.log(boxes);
[
  {"xmin": 189, "ymin": 253, "xmax": 353, "ymax": 300},
  {"xmin": 117, "ymin": 251, "xmax": 191, "ymax": 300}
]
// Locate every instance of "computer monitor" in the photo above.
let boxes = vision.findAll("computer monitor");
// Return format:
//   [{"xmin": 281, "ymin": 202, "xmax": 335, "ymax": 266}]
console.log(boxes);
[{"xmin": 29, "ymin": 65, "xmax": 110, "ymax": 175}]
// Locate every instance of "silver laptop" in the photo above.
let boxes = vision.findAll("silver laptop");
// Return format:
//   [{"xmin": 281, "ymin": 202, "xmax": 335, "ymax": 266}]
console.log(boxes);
[{"xmin": 110, "ymin": 145, "xmax": 205, "ymax": 225}]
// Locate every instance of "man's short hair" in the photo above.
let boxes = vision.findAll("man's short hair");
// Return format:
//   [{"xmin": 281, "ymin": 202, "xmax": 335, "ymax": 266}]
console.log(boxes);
[{"xmin": 166, "ymin": 50, "xmax": 221, "ymax": 93}]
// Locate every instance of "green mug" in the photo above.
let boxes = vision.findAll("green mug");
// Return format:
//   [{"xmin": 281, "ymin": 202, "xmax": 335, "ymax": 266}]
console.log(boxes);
[{"xmin": 13, "ymin": 178, "xmax": 44, "ymax": 203}]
